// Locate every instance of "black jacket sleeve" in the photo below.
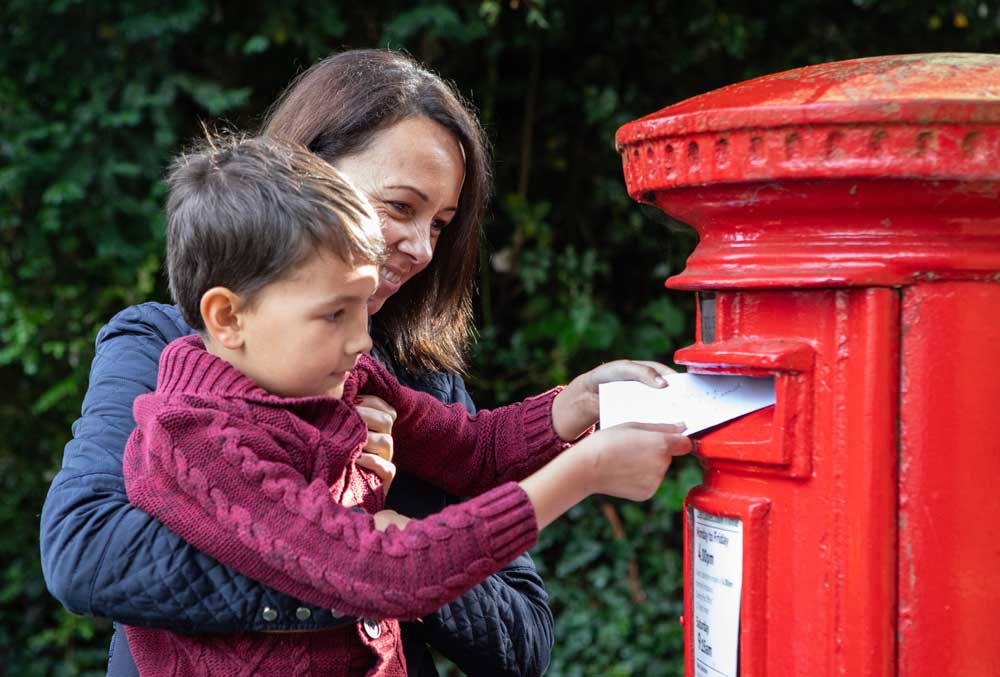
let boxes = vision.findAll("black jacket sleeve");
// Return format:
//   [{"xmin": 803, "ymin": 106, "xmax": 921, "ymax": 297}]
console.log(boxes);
[
  {"xmin": 39, "ymin": 303, "xmax": 345, "ymax": 633},
  {"xmin": 419, "ymin": 551, "xmax": 554, "ymax": 677}
]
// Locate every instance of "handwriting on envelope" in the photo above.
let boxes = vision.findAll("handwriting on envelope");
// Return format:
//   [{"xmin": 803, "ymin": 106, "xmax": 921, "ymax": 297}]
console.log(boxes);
[{"xmin": 599, "ymin": 374, "xmax": 776, "ymax": 435}]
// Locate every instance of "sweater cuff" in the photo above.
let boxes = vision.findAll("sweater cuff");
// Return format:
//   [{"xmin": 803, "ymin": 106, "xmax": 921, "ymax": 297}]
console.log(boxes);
[
  {"xmin": 520, "ymin": 386, "xmax": 571, "ymax": 460},
  {"xmin": 469, "ymin": 482, "xmax": 539, "ymax": 564}
]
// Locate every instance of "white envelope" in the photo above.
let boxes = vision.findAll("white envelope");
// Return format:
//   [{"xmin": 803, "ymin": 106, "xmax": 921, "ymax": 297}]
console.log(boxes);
[{"xmin": 599, "ymin": 373, "xmax": 776, "ymax": 435}]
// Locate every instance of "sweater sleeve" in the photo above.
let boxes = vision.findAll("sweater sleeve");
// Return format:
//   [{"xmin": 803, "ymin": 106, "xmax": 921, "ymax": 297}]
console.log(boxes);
[
  {"xmin": 356, "ymin": 356, "xmax": 570, "ymax": 497},
  {"xmin": 123, "ymin": 401, "xmax": 540, "ymax": 621}
]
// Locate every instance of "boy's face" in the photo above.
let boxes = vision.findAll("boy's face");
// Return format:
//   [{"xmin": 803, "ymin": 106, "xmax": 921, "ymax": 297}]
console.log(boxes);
[{"xmin": 235, "ymin": 249, "xmax": 378, "ymax": 399}]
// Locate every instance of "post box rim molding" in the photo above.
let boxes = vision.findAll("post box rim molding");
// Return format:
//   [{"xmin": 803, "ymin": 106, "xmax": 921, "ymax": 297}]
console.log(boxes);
[{"xmin": 616, "ymin": 53, "xmax": 1000, "ymax": 290}]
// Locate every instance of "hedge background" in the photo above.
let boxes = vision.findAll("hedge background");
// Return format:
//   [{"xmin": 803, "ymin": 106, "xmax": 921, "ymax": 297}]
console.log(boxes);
[{"xmin": 2, "ymin": 2, "xmax": 996, "ymax": 675}]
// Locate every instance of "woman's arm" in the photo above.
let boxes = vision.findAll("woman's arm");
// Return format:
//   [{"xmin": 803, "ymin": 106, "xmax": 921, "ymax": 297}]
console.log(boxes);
[
  {"xmin": 39, "ymin": 303, "xmax": 340, "ymax": 632},
  {"xmin": 420, "ymin": 551, "xmax": 553, "ymax": 677}
]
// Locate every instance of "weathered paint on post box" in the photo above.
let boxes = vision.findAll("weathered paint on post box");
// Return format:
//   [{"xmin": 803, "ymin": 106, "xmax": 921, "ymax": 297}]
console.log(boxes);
[{"xmin": 617, "ymin": 54, "xmax": 1000, "ymax": 676}]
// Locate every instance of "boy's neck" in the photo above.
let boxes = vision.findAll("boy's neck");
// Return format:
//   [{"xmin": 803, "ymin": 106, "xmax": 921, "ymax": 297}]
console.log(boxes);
[{"xmin": 200, "ymin": 332, "xmax": 256, "ymax": 387}]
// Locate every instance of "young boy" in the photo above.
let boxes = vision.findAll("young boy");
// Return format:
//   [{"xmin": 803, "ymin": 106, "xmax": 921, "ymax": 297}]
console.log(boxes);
[{"xmin": 122, "ymin": 135, "xmax": 689, "ymax": 676}]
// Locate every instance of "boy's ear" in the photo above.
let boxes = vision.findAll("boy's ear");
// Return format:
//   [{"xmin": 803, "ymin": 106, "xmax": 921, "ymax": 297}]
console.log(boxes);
[{"xmin": 200, "ymin": 287, "xmax": 246, "ymax": 349}]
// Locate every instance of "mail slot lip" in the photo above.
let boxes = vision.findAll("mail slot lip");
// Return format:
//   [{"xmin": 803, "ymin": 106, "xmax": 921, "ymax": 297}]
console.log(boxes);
[
  {"xmin": 676, "ymin": 338, "xmax": 815, "ymax": 373},
  {"xmin": 674, "ymin": 338, "xmax": 815, "ymax": 477}
]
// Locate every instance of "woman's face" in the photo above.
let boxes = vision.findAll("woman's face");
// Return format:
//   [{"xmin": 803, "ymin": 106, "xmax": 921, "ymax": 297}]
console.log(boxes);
[{"xmin": 333, "ymin": 116, "xmax": 465, "ymax": 315}]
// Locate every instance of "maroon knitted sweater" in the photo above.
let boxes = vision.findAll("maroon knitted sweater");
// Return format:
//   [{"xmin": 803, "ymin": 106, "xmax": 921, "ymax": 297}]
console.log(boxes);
[{"xmin": 122, "ymin": 335, "xmax": 571, "ymax": 676}]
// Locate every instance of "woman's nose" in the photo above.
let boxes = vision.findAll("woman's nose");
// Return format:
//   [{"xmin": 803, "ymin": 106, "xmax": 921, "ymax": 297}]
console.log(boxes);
[{"xmin": 396, "ymin": 222, "xmax": 434, "ymax": 267}]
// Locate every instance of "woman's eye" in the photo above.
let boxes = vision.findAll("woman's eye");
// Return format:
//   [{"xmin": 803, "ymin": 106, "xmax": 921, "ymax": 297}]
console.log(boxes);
[
  {"xmin": 384, "ymin": 200, "xmax": 411, "ymax": 216},
  {"xmin": 431, "ymin": 219, "xmax": 448, "ymax": 233}
]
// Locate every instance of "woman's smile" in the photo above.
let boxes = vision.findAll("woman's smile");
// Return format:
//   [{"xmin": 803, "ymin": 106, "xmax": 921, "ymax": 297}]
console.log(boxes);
[{"xmin": 379, "ymin": 265, "xmax": 405, "ymax": 286}]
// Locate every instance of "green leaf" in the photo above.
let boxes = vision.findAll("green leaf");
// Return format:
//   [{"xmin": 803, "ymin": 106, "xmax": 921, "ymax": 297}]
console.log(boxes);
[
  {"xmin": 243, "ymin": 35, "xmax": 270, "ymax": 55},
  {"xmin": 173, "ymin": 75, "xmax": 251, "ymax": 116}
]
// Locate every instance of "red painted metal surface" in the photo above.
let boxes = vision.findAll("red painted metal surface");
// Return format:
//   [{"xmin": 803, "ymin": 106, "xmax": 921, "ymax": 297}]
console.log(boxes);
[
  {"xmin": 618, "ymin": 54, "xmax": 1000, "ymax": 675},
  {"xmin": 898, "ymin": 282, "xmax": 1000, "ymax": 676}
]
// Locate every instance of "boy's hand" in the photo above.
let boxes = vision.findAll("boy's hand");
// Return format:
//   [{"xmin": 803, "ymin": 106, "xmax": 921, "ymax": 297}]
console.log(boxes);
[
  {"xmin": 551, "ymin": 360, "xmax": 675, "ymax": 441},
  {"xmin": 517, "ymin": 421, "xmax": 690, "ymax": 530},
  {"xmin": 373, "ymin": 509, "xmax": 411, "ymax": 532},
  {"xmin": 356, "ymin": 395, "xmax": 397, "ymax": 495},
  {"xmin": 576, "ymin": 422, "xmax": 691, "ymax": 500}
]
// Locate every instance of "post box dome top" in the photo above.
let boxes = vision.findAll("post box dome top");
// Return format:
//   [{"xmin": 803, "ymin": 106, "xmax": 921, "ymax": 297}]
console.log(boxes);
[
  {"xmin": 617, "ymin": 53, "xmax": 1000, "ymax": 196},
  {"xmin": 616, "ymin": 53, "xmax": 1000, "ymax": 290},
  {"xmin": 617, "ymin": 53, "xmax": 1000, "ymax": 141}
]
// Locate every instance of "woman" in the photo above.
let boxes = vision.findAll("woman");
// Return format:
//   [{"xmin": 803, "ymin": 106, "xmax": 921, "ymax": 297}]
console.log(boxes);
[
  {"xmin": 40, "ymin": 50, "xmax": 552, "ymax": 677},
  {"xmin": 40, "ymin": 49, "xmax": 692, "ymax": 675}
]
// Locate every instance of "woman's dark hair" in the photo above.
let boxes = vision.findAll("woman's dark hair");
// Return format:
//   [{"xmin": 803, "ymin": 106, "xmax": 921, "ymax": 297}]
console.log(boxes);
[{"xmin": 262, "ymin": 49, "xmax": 490, "ymax": 375}]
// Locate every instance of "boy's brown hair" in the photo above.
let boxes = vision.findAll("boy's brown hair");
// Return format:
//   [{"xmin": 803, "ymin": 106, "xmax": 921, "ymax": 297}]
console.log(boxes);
[{"xmin": 165, "ymin": 135, "xmax": 385, "ymax": 331}]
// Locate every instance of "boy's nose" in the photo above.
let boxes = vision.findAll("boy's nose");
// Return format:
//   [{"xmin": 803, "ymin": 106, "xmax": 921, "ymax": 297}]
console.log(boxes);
[{"xmin": 349, "ymin": 324, "xmax": 374, "ymax": 356}]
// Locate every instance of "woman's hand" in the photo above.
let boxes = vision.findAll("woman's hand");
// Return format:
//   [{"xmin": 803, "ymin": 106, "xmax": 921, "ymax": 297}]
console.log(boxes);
[
  {"xmin": 551, "ymin": 360, "xmax": 675, "ymax": 441},
  {"xmin": 355, "ymin": 395, "xmax": 398, "ymax": 495}
]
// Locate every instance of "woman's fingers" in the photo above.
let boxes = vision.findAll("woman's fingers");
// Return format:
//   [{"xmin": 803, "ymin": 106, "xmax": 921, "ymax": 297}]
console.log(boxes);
[
  {"xmin": 355, "ymin": 395, "xmax": 397, "ymax": 434},
  {"xmin": 363, "ymin": 431, "xmax": 394, "ymax": 462},
  {"xmin": 588, "ymin": 359, "xmax": 676, "ymax": 389},
  {"xmin": 356, "ymin": 395, "xmax": 396, "ymax": 462},
  {"xmin": 357, "ymin": 452, "xmax": 397, "ymax": 496}
]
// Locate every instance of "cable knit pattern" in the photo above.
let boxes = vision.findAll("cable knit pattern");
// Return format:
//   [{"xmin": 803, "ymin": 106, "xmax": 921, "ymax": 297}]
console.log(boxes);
[{"xmin": 123, "ymin": 335, "xmax": 570, "ymax": 676}]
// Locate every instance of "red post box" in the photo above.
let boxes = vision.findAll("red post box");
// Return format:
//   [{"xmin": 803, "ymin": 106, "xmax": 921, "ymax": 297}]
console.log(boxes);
[{"xmin": 616, "ymin": 54, "xmax": 1000, "ymax": 676}]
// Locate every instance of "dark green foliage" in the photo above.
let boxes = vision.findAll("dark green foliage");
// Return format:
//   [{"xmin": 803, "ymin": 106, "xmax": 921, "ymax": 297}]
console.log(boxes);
[{"xmin": 2, "ymin": 1, "xmax": 996, "ymax": 674}]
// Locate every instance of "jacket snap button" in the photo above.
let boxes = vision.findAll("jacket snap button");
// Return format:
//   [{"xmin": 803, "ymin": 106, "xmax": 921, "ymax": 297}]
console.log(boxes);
[
  {"xmin": 331, "ymin": 608, "xmax": 345, "ymax": 618},
  {"xmin": 295, "ymin": 607, "xmax": 312, "ymax": 621},
  {"xmin": 261, "ymin": 607, "xmax": 278, "ymax": 622},
  {"xmin": 362, "ymin": 618, "xmax": 382, "ymax": 639}
]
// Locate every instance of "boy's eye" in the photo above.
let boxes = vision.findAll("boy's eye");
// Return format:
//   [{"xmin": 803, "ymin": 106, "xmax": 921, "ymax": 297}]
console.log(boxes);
[{"xmin": 325, "ymin": 309, "xmax": 345, "ymax": 322}]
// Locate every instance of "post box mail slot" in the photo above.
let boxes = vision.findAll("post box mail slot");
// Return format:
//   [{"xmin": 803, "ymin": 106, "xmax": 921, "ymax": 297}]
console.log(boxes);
[{"xmin": 675, "ymin": 338, "xmax": 814, "ymax": 478}]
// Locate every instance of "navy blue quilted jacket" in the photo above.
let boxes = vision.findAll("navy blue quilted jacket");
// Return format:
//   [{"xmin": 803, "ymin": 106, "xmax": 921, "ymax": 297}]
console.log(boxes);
[{"xmin": 40, "ymin": 302, "xmax": 553, "ymax": 676}]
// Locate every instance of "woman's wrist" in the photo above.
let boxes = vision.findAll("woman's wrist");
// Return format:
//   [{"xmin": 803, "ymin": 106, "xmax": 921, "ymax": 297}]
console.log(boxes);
[{"xmin": 551, "ymin": 378, "xmax": 598, "ymax": 442}]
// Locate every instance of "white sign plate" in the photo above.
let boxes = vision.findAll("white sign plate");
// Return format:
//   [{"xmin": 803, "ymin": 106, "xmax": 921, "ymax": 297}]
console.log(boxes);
[{"xmin": 692, "ymin": 508, "xmax": 743, "ymax": 677}]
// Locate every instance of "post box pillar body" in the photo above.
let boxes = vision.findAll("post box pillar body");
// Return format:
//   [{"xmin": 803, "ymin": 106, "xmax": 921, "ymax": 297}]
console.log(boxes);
[{"xmin": 617, "ymin": 54, "xmax": 1000, "ymax": 676}]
